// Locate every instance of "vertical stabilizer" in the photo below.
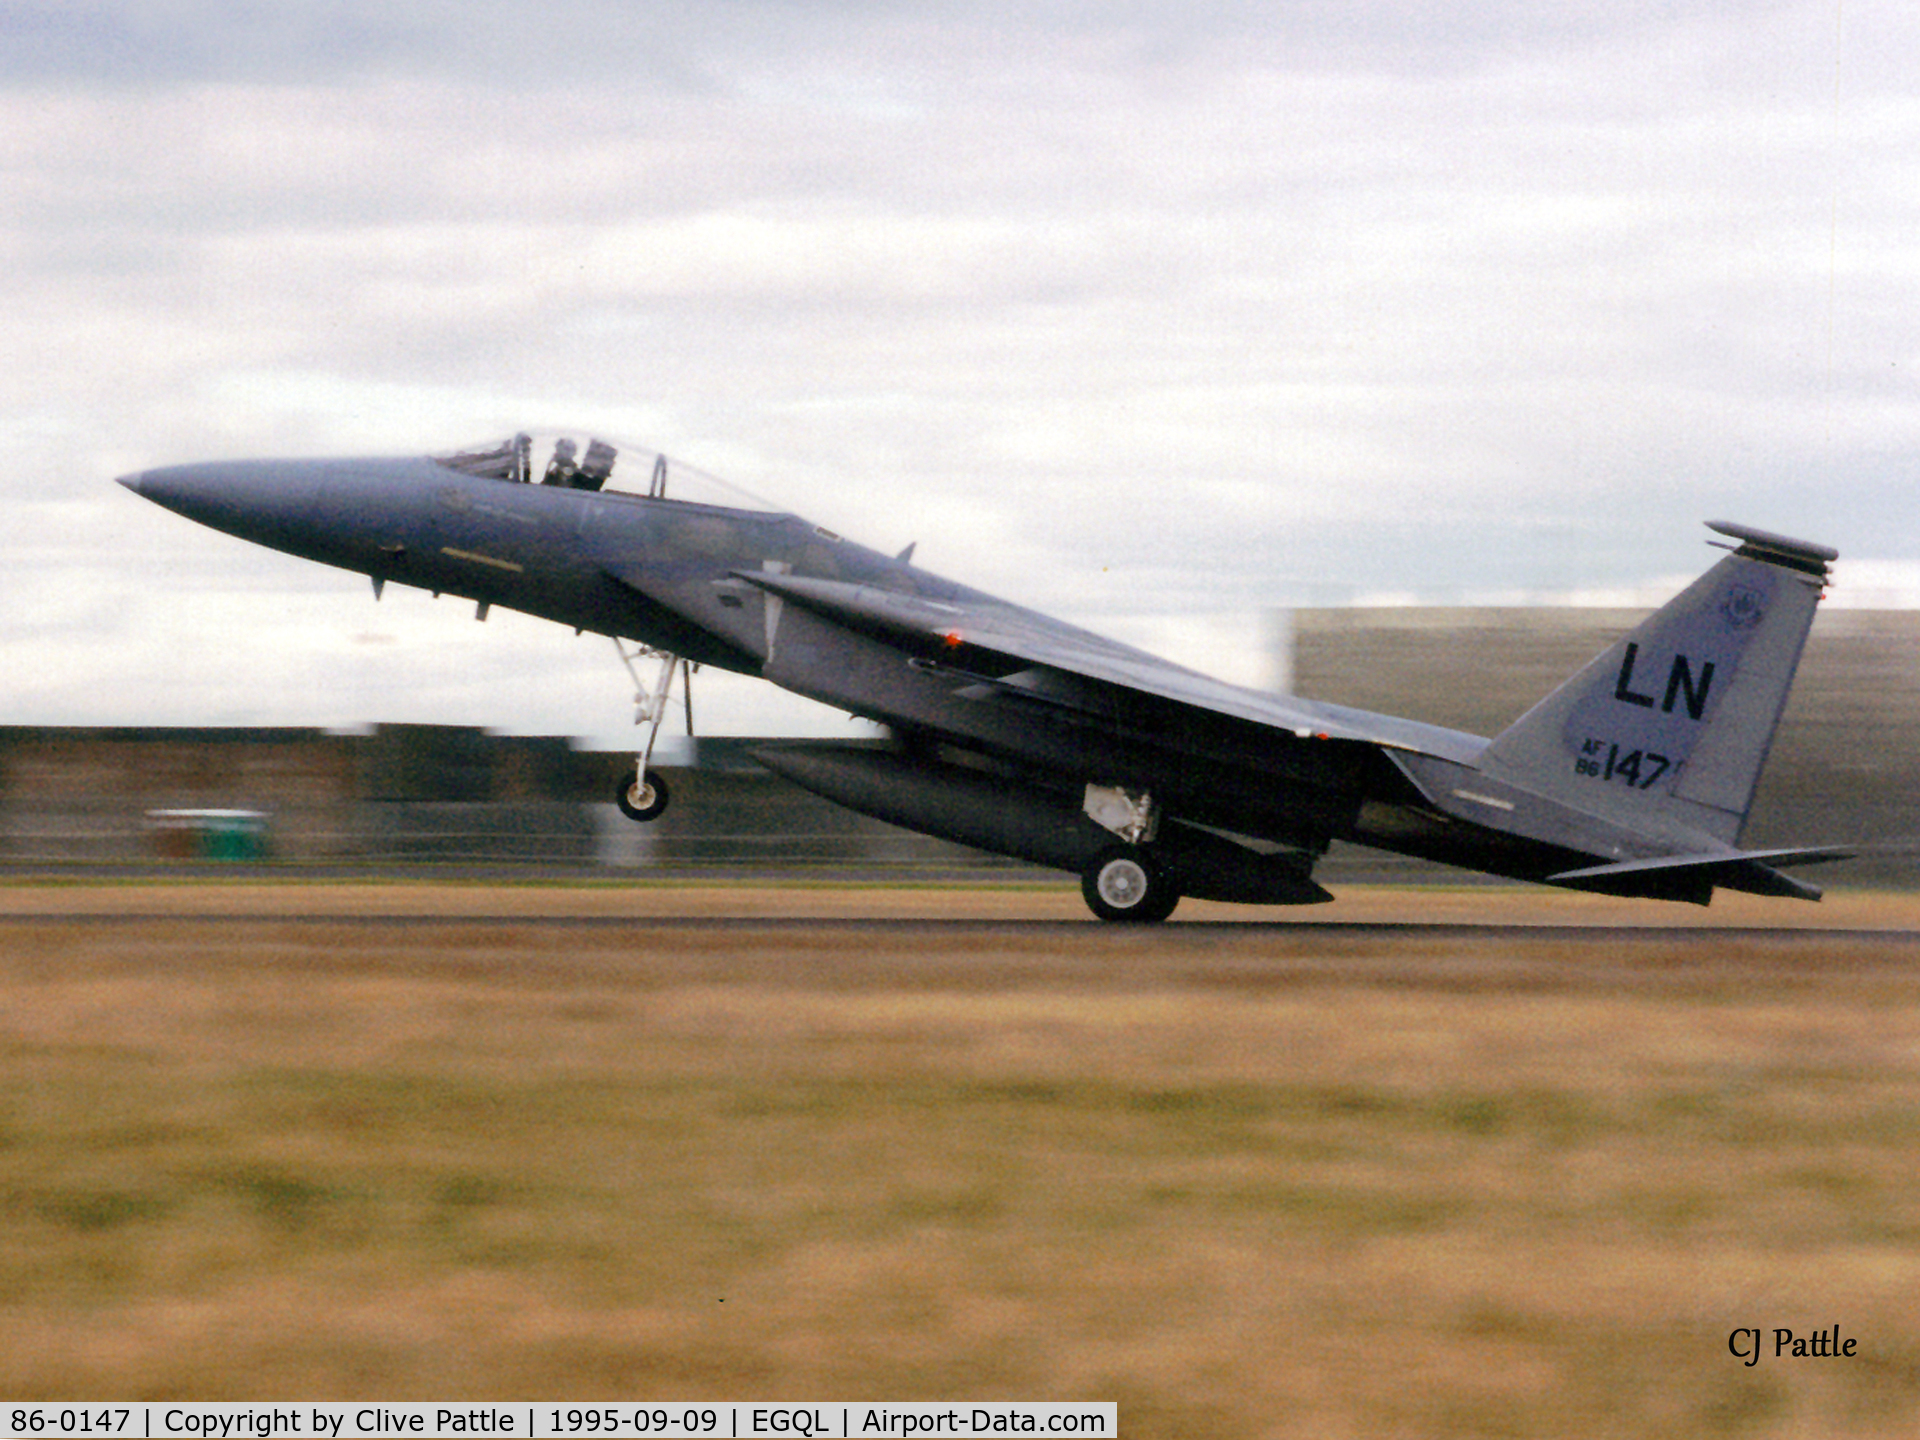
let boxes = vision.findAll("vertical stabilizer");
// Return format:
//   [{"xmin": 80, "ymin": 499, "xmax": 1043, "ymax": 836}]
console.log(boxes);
[{"xmin": 1478, "ymin": 522, "xmax": 1835, "ymax": 845}]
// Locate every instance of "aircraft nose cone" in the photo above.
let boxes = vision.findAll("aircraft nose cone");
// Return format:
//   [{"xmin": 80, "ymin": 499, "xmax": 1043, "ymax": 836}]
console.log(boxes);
[
  {"xmin": 121, "ymin": 460, "xmax": 241, "ymax": 510},
  {"xmin": 115, "ymin": 459, "xmax": 327, "ymax": 545},
  {"xmin": 117, "ymin": 461, "xmax": 238, "ymax": 528}
]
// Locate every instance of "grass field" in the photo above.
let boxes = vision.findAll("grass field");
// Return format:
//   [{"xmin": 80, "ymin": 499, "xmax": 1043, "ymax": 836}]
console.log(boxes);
[{"xmin": 2, "ymin": 883, "xmax": 1919, "ymax": 1436}]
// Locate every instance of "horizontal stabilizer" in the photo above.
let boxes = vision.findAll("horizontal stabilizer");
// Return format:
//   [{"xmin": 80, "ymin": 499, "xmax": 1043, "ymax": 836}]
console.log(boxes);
[
  {"xmin": 1549, "ymin": 846, "xmax": 1854, "ymax": 902},
  {"xmin": 1705, "ymin": 521, "xmax": 1838, "ymax": 577}
]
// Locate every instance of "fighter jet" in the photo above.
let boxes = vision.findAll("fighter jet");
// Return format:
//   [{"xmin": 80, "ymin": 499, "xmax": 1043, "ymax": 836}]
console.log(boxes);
[{"xmin": 120, "ymin": 431, "xmax": 1849, "ymax": 920}]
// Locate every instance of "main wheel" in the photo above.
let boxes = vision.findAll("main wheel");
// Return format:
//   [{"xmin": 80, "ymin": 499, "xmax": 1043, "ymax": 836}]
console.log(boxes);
[
  {"xmin": 615, "ymin": 769, "xmax": 670, "ymax": 823},
  {"xmin": 1082, "ymin": 846, "xmax": 1180, "ymax": 923}
]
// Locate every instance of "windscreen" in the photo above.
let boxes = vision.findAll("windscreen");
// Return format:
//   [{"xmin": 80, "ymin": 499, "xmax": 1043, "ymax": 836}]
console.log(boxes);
[{"xmin": 431, "ymin": 432, "xmax": 781, "ymax": 512}]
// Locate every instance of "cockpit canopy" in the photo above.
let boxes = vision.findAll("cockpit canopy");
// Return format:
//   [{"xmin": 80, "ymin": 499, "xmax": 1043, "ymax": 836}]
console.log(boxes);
[{"xmin": 431, "ymin": 432, "xmax": 780, "ymax": 513}]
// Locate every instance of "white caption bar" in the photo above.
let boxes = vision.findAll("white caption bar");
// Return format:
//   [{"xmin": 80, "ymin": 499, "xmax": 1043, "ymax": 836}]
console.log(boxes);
[{"xmin": 0, "ymin": 1406, "xmax": 1117, "ymax": 1439}]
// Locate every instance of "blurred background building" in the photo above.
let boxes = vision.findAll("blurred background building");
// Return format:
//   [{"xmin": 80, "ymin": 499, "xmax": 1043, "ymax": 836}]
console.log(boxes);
[
  {"xmin": 2, "ymin": 609, "xmax": 1913, "ymax": 885},
  {"xmin": 1288, "ymin": 608, "xmax": 1918, "ymax": 886}
]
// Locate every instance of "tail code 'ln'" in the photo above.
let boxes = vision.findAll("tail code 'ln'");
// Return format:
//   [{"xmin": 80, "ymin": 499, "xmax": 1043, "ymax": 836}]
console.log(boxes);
[{"xmin": 1480, "ymin": 522, "xmax": 1836, "ymax": 846}]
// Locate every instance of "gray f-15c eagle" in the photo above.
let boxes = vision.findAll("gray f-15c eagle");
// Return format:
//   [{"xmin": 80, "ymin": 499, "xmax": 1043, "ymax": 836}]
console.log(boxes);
[{"xmin": 120, "ymin": 431, "xmax": 1849, "ymax": 920}]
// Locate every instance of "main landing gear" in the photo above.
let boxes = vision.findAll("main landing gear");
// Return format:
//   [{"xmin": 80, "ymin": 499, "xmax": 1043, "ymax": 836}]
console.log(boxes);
[
  {"xmin": 1081, "ymin": 845, "xmax": 1181, "ymax": 924},
  {"xmin": 1078, "ymin": 784, "xmax": 1180, "ymax": 922},
  {"xmin": 613, "ymin": 639, "xmax": 691, "ymax": 824}
]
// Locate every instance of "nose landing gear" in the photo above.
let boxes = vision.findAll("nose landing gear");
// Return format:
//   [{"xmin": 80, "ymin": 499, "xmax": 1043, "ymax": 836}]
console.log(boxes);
[{"xmin": 613, "ymin": 639, "xmax": 691, "ymax": 824}]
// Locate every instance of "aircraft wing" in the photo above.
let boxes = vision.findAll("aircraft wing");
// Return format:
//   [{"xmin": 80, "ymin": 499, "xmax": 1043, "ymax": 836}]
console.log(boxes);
[{"xmin": 739, "ymin": 570, "xmax": 1490, "ymax": 766}]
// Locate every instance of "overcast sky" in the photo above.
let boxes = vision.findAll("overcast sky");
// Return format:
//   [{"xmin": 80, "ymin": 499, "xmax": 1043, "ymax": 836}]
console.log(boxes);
[{"xmin": 5, "ymin": 0, "xmax": 1917, "ymax": 746}]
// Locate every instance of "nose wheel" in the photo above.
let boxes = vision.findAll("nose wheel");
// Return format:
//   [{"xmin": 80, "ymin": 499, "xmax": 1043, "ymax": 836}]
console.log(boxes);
[
  {"xmin": 612, "ymin": 639, "xmax": 691, "ymax": 825},
  {"xmin": 616, "ymin": 770, "xmax": 671, "ymax": 823},
  {"xmin": 1082, "ymin": 846, "xmax": 1180, "ymax": 923}
]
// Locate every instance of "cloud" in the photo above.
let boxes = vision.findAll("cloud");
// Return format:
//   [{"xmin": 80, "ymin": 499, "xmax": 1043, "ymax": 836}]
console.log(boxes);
[{"xmin": 1, "ymin": 1, "xmax": 1915, "ymax": 741}]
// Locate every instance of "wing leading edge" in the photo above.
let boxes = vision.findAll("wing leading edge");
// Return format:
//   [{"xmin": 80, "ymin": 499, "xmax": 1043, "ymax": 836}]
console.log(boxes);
[{"xmin": 737, "ymin": 569, "xmax": 1490, "ymax": 766}]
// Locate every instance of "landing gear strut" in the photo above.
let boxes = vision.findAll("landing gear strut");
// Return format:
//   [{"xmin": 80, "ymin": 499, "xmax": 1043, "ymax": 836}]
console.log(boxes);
[
  {"xmin": 1082, "ymin": 845, "xmax": 1180, "ymax": 923},
  {"xmin": 613, "ymin": 639, "xmax": 691, "ymax": 825}
]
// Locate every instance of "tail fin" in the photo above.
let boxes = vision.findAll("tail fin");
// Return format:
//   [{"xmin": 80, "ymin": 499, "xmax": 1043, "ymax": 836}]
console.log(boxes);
[{"xmin": 1479, "ymin": 522, "xmax": 1835, "ymax": 846}]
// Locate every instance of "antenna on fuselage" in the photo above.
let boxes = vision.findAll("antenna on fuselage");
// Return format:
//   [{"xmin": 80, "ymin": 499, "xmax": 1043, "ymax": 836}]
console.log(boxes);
[{"xmin": 649, "ymin": 454, "xmax": 667, "ymax": 498}]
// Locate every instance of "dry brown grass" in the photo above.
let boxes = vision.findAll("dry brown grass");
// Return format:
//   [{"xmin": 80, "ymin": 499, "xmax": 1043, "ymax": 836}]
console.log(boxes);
[{"xmin": 1, "ymin": 885, "xmax": 1919, "ymax": 1437}]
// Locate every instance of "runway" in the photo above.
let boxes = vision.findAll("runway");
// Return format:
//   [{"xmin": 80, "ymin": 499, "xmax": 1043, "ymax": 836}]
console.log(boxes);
[
  {"xmin": 5, "ymin": 911, "xmax": 1920, "ymax": 946},
  {"xmin": 4, "ymin": 877, "xmax": 1919, "ymax": 927},
  {"xmin": 4, "ymin": 882, "xmax": 1916, "ymax": 999}
]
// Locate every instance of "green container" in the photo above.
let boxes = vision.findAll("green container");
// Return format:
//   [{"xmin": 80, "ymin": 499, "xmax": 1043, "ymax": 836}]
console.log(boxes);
[
  {"xmin": 200, "ymin": 814, "xmax": 267, "ymax": 861},
  {"xmin": 147, "ymin": 810, "xmax": 270, "ymax": 862}
]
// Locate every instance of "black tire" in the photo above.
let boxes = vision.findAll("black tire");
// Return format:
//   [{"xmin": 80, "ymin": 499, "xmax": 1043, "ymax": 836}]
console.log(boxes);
[
  {"xmin": 1081, "ymin": 846, "xmax": 1180, "ymax": 923},
  {"xmin": 615, "ymin": 770, "xmax": 670, "ymax": 823}
]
